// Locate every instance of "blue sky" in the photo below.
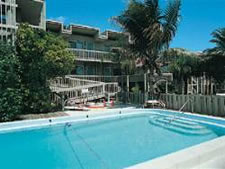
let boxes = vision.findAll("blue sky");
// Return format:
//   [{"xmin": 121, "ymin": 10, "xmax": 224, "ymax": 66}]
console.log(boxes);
[{"xmin": 46, "ymin": 0, "xmax": 225, "ymax": 51}]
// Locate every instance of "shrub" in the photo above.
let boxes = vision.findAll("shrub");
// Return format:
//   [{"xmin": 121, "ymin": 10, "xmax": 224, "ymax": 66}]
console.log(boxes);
[
  {"xmin": 16, "ymin": 24, "xmax": 75, "ymax": 114},
  {"xmin": 0, "ymin": 42, "xmax": 22, "ymax": 121}
]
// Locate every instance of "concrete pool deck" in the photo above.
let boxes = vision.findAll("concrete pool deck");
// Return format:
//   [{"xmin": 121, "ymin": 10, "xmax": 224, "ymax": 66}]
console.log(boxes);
[
  {"xmin": 0, "ymin": 108, "xmax": 225, "ymax": 169},
  {"xmin": 127, "ymin": 133, "xmax": 225, "ymax": 169}
]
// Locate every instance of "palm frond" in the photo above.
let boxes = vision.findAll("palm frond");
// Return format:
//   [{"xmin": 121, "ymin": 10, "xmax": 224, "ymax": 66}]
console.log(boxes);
[
  {"xmin": 208, "ymin": 28, "xmax": 225, "ymax": 55},
  {"xmin": 162, "ymin": 0, "xmax": 181, "ymax": 48}
]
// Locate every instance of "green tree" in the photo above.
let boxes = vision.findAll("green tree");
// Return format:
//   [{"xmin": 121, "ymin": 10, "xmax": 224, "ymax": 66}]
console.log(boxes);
[
  {"xmin": 203, "ymin": 28, "xmax": 225, "ymax": 84},
  {"xmin": 112, "ymin": 35, "xmax": 138, "ymax": 75},
  {"xmin": 0, "ymin": 42, "xmax": 22, "ymax": 121},
  {"xmin": 167, "ymin": 49, "xmax": 202, "ymax": 94},
  {"xmin": 16, "ymin": 24, "xmax": 75, "ymax": 114},
  {"xmin": 114, "ymin": 0, "xmax": 181, "ymax": 94},
  {"xmin": 208, "ymin": 28, "xmax": 225, "ymax": 55}
]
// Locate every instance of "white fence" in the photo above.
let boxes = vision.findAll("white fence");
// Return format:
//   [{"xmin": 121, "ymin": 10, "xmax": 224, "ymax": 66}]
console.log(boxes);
[
  {"xmin": 118, "ymin": 92, "xmax": 225, "ymax": 117},
  {"xmin": 161, "ymin": 94, "xmax": 225, "ymax": 117}
]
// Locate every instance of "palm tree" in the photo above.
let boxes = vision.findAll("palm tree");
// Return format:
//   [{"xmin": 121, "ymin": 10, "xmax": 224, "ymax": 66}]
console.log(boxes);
[
  {"xmin": 207, "ymin": 28, "xmax": 225, "ymax": 55},
  {"xmin": 168, "ymin": 49, "xmax": 202, "ymax": 94},
  {"xmin": 114, "ymin": 0, "xmax": 181, "ymax": 95},
  {"xmin": 203, "ymin": 28, "xmax": 225, "ymax": 84}
]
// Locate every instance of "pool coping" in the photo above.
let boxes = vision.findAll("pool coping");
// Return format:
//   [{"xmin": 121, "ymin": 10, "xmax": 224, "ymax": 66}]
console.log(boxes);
[
  {"xmin": 0, "ymin": 108, "xmax": 225, "ymax": 169},
  {"xmin": 126, "ymin": 135, "xmax": 225, "ymax": 169},
  {"xmin": 1, "ymin": 108, "xmax": 225, "ymax": 131}
]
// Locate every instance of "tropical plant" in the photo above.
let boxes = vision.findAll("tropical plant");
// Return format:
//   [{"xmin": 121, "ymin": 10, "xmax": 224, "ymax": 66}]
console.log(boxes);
[
  {"xmin": 16, "ymin": 24, "xmax": 75, "ymax": 114},
  {"xmin": 0, "ymin": 42, "xmax": 22, "ymax": 121},
  {"xmin": 207, "ymin": 28, "xmax": 225, "ymax": 55},
  {"xmin": 131, "ymin": 83, "xmax": 140, "ymax": 93},
  {"xmin": 203, "ymin": 28, "xmax": 225, "ymax": 84},
  {"xmin": 114, "ymin": 0, "xmax": 181, "ymax": 94},
  {"xmin": 168, "ymin": 49, "xmax": 202, "ymax": 94}
]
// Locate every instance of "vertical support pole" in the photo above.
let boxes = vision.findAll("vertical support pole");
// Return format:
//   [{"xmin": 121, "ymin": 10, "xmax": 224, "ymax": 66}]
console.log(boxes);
[
  {"xmin": 144, "ymin": 73, "xmax": 147, "ymax": 103},
  {"xmin": 108, "ymin": 93, "xmax": 110, "ymax": 103},
  {"xmin": 144, "ymin": 73, "xmax": 147, "ymax": 93},
  {"xmin": 103, "ymin": 83, "xmax": 105, "ymax": 95},
  {"xmin": 166, "ymin": 81, "xmax": 168, "ymax": 94},
  {"xmin": 42, "ymin": 1, "xmax": 46, "ymax": 30},
  {"xmin": 0, "ymin": 3, "xmax": 2, "ymax": 25},
  {"xmin": 61, "ymin": 94, "xmax": 65, "ymax": 111},
  {"xmin": 197, "ymin": 77, "xmax": 199, "ymax": 94},
  {"xmin": 211, "ymin": 77, "xmax": 214, "ymax": 95},
  {"xmin": 203, "ymin": 73, "xmax": 206, "ymax": 95},
  {"xmin": 127, "ymin": 75, "xmax": 129, "ymax": 92}
]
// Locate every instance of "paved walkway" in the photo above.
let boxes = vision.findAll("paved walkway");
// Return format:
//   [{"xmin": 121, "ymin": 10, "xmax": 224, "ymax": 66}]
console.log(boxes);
[{"xmin": 18, "ymin": 112, "xmax": 68, "ymax": 120}]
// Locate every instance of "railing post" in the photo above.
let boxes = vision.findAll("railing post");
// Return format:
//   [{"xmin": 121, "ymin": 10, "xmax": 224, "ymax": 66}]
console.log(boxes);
[
  {"xmin": 103, "ymin": 83, "xmax": 105, "ymax": 95},
  {"xmin": 166, "ymin": 81, "xmax": 168, "ymax": 94},
  {"xmin": 127, "ymin": 75, "xmax": 130, "ymax": 92}
]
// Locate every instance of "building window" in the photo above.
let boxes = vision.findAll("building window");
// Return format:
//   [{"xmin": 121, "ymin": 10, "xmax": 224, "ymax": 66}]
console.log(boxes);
[
  {"xmin": 104, "ymin": 67, "xmax": 112, "ymax": 76},
  {"xmin": 76, "ymin": 40, "xmax": 84, "ymax": 49},
  {"xmin": 87, "ymin": 42, "xmax": 94, "ymax": 50},
  {"xmin": 0, "ymin": 15, "xmax": 6, "ymax": 24},
  {"xmin": 87, "ymin": 66, "xmax": 96, "ymax": 75},
  {"xmin": 69, "ymin": 41, "xmax": 76, "ymax": 48},
  {"xmin": 75, "ymin": 65, "xmax": 84, "ymax": 75}
]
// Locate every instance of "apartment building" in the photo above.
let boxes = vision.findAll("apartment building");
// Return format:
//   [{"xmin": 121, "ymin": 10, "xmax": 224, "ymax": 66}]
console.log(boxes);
[
  {"xmin": 0, "ymin": 0, "xmax": 45, "ymax": 42},
  {"xmin": 46, "ymin": 20, "xmax": 130, "ymax": 76}
]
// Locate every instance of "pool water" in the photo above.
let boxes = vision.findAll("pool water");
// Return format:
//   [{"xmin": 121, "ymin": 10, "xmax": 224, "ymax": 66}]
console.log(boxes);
[{"xmin": 0, "ymin": 112, "xmax": 225, "ymax": 169}]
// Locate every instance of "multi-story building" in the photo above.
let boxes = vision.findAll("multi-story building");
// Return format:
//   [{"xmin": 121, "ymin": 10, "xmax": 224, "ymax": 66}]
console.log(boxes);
[
  {"xmin": 0, "ymin": 1, "xmax": 172, "ymax": 95},
  {"xmin": 46, "ymin": 20, "xmax": 130, "ymax": 76},
  {"xmin": 0, "ymin": 0, "xmax": 46, "ymax": 42},
  {"xmin": 0, "ymin": 0, "xmax": 129, "ymax": 76}
]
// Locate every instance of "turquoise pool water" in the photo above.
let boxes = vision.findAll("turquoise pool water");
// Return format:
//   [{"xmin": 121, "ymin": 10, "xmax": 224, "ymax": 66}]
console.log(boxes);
[{"xmin": 0, "ymin": 111, "xmax": 225, "ymax": 169}]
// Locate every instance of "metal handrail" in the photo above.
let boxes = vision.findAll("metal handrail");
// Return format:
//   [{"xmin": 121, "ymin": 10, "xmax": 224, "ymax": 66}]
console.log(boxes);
[{"xmin": 168, "ymin": 97, "xmax": 193, "ymax": 124}]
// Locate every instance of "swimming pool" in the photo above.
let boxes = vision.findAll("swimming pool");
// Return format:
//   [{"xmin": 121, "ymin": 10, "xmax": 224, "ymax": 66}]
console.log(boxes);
[{"xmin": 0, "ymin": 110, "xmax": 225, "ymax": 169}]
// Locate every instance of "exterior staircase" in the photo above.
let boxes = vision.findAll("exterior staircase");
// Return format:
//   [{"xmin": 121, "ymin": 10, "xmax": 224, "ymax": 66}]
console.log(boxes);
[{"xmin": 50, "ymin": 76, "xmax": 119, "ymax": 105}]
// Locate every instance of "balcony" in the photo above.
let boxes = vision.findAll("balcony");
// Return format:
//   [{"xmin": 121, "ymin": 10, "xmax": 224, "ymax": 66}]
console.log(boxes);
[
  {"xmin": 69, "ymin": 48, "xmax": 116, "ymax": 63},
  {"xmin": 16, "ymin": 0, "xmax": 45, "ymax": 30}
]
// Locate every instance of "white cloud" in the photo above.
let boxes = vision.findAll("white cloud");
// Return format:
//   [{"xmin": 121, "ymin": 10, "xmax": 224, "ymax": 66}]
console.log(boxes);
[{"xmin": 49, "ymin": 16, "xmax": 67, "ymax": 23}]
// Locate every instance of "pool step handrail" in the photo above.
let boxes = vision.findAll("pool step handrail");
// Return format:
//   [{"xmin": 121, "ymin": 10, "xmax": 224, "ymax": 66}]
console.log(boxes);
[
  {"xmin": 179, "ymin": 98, "xmax": 193, "ymax": 112},
  {"xmin": 169, "ymin": 97, "xmax": 193, "ymax": 124}
]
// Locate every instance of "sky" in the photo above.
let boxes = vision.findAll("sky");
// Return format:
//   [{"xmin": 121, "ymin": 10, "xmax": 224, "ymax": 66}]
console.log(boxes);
[{"xmin": 46, "ymin": 0, "xmax": 225, "ymax": 52}]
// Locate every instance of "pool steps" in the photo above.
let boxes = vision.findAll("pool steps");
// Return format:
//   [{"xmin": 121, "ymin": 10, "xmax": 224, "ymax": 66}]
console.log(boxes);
[
  {"xmin": 156, "ymin": 118, "xmax": 204, "ymax": 130},
  {"xmin": 148, "ymin": 115, "xmax": 212, "ymax": 136}
]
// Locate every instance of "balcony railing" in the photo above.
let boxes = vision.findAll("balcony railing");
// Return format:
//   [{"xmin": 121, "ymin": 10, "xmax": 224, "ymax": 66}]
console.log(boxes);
[{"xmin": 69, "ymin": 48, "xmax": 116, "ymax": 63}]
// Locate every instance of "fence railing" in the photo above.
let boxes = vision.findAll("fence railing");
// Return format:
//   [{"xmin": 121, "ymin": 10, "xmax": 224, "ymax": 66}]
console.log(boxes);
[
  {"xmin": 160, "ymin": 94, "xmax": 225, "ymax": 117},
  {"xmin": 68, "ymin": 75, "xmax": 120, "ymax": 83},
  {"xmin": 50, "ymin": 77, "xmax": 119, "ymax": 105},
  {"xmin": 68, "ymin": 73, "xmax": 173, "ymax": 84},
  {"xmin": 117, "ymin": 92, "xmax": 157, "ymax": 105},
  {"xmin": 118, "ymin": 92, "xmax": 225, "ymax": 117},
  {"xmin": 69, "ymin": 48, "xmax": 115, "ymax": 63}
]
